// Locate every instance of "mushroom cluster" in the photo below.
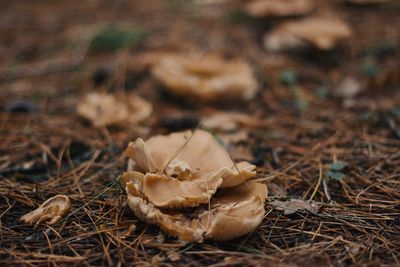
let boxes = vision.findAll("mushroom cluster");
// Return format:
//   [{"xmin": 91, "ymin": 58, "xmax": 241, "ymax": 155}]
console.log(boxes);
[
  {"xmin": 152, "ymin": 53, "xmax": 258, "ymax": 102},
  {"xmin": 122, "ymin": 129, "xmax": 268, "ymax": 242}
]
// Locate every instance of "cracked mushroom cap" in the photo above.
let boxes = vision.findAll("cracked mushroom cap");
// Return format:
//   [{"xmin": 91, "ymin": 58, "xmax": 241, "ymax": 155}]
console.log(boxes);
[
  {"xmin": 123, "ymin": 130, "xmax": 257, "ymax": 208},
  {"xmin": 245, "ymin": 0, "xmax": 314, "ymax": 18},
  {"xmin": 20, "ymin": 195, "xmax": 70, "ymax": 225},
  {"xmin": 151, "ymin": 53, "xmax": 258, "ymax": 101},
  {"xmin": 264, "ymin": 17, "xmax": 352, "ymax": 51},
  {"xmin": 125, "ymin": 180, "xmax": 268, "ymax": 242},
  {"xmin": 77, "ymin": 92, "xmax": 152, "ymax": 127}
]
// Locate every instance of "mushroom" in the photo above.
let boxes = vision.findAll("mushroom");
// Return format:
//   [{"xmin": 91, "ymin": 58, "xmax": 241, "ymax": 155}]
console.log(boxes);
[
  {"xmin": 125, "ymin": 178, "xmax": 267, "ymax": 242},
  {"xmin": 77, "ymin": 92, "xmax": 152, "ymax": 127},
  {"xmin": 20, "ymin": 195, "xmax": 70, "ymax": 225},
  {"xmin": 202, "ymin": 111, "xmax": 265, "ymax": 132},
  {"xmin": 264, "ymin": 17, "xmax": 352, "ymax": 51},
  {"xmin": 244, "ymin": 0, "xmax": 315, "ymax": 18},
  {"xmin": 151, "ymin": 53, "xmax": 258, "ymax": 102},
  {"xmin": 122, "ymin": 130, "xmax": 268, "ymax": 242}
]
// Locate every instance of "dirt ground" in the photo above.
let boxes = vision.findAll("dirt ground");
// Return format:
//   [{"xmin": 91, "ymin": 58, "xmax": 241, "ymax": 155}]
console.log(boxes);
[{"xmin": 0, "ymin": 0, "xmax": 399, "ymax": 266}]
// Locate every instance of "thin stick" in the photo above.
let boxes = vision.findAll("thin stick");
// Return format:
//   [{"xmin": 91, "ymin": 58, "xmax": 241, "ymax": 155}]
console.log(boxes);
[{"xmin": 309, "ymin": 161, "xmax": 323, "ymax": 201}]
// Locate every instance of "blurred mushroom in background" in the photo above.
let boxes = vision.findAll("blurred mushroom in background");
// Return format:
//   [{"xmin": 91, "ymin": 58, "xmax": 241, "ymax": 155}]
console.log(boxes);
[
  {"xmin": 245, "ymin": 0, "xmax": 315, "ymax": 18},
  {"xmin": 152, "ymin": 53, "xmax": 258, "ymax": 102},
  {"xmin": 77, "ymin": 92, "xmax": 152, "ymax": 127},
  {"xmin": 264, "ymin": 17, "xmax": 352, "ymax": 51}
]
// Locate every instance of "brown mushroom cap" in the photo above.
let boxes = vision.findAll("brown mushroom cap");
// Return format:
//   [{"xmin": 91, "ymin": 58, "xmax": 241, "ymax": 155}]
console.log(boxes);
[
  {"xmin": 123, "ymin": 129, "xmax": 268, "ymax": 241},
  {"xmin": 264, "ymin": 17, "xmax": 352, "ymax": 51},
  {"xmin": 151, "ymin": 53, "xmax": 258, "ymax": 101},
  {"xmin": 123, "ymin": 130, "xmax": 257, "ymax": 208},
  {"xmin": 245, "ymin": 0, "xmax": 315, "ymax": 18},
  {"xmin": 77, "ymin": 92, "xmax": 152, "ymax": 127},
  {"xmin": 20, "ymin": 195, "xmax": 70, "ymax": 225},
  {"xmin": 124, "ymin": 130, "xmax": 257, "ymax": 186},
  {"xmin": 125, "ymin": 181, "xmax": 268, "ymax": 242}
]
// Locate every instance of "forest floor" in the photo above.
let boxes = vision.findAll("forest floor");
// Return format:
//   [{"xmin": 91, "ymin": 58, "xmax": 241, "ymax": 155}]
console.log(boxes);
[{"xmin": 0, "ymin": 0, "xmax": 399, "ymax": 266}]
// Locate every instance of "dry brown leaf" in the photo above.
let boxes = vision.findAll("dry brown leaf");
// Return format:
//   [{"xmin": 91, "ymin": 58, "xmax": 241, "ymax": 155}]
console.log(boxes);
[
  {"xmin": 264, "ymin": 17, "xmax": 352, "ymax": 51},
  {"xmin": 270, "ymin": 199, "xmax": 321, "ymax": 215},
  {"xmin": 20, "ymin": 195, "xmax": 70, "ymax": 225},
  {"xmin": 245, "ymin": 0, "xmax": 314, "ymax": 18},
  {"xmin": 122, "ymin": 129, "xmax": 268, "ymax": 242},
  {"xmin": 77, "ymin": 92, "xmax": 152, "ymax": 127},
  {"xmin": 152, "ymin": 53, "xmax": 258, "ymax": 101}
]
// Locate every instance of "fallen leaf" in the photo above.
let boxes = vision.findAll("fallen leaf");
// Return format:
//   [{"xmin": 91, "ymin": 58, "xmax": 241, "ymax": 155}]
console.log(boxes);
[
  {"xmin": 270, "ymin": 199, "xmax": 321, "ymax": 215},
  {"xmin": 327, "ymin": 161, "xmax": 347, "ymax": 180}
]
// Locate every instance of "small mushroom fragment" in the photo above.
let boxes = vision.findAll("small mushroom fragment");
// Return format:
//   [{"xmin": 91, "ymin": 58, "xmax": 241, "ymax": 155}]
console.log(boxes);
[
  {"xmin": 245, "ymin": 0, "xmax": 314, "ymax": 18},
  {"xmin": 20, "ymin": 195, "xmax": 70, "ymax": 225},
  {"xmin": 122, "ymin": 130, "xmax": 268, "ymax": 242},
  {"xmin": 264, "ymin": 17, "xmax": 352, "ymax": 51},
  {"xmin": 152, "ymin": 53, "xmax": 258, "ymax": 101},
  {"xmin": 203, "ymin": 111, "xmax": 265, "ymax": 132},
  {"xmin": 77, "ymin": 92, "xmax": 152, "ymax": 127}
]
